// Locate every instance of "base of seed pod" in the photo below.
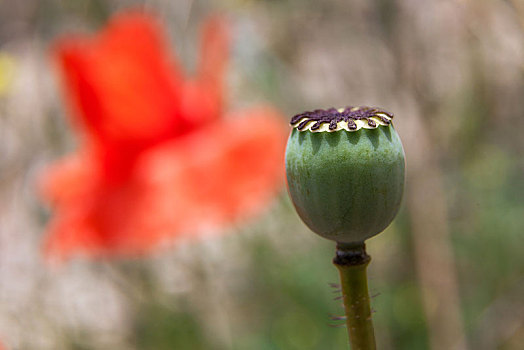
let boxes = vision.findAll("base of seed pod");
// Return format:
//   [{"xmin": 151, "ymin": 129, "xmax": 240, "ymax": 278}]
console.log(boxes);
[{"xmin": 333, "ymin": 242, "xmax": 370, "ymax": 266}]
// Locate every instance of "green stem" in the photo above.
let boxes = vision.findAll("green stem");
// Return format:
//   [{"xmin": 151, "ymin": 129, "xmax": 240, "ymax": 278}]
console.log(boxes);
[{"xmin": 333, "ymin": 242, "xmax": 376, "ymax": 350}]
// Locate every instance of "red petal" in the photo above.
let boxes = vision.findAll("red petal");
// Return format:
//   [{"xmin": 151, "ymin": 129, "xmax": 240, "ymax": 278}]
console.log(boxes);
[
  {"xmin": 43, "ymin": 108, "xmax": 287, "ymax": 260},
  {"xmin": 55, "ymin": 12, "xmax": 184, "ymax": 148},
  {"xmin": 137, "ymin": 107, "xmax": 288, "ymax": 239},
  {"xmin": 44, "ymin": 180, "xmax": 160, "ymax": 260},
  {"xmin": 39, "ymin": 151, "xmax": 98, "ymax": 205}
]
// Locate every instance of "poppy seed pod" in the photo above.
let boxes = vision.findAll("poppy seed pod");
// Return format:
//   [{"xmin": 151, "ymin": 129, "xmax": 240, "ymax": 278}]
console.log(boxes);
[{"xmin": 285, "ymin": 106, "xmax": 405, "ymax": 244}]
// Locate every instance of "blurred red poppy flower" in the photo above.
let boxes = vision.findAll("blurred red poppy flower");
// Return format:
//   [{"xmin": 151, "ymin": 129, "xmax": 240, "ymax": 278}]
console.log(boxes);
[{"xmin": 41, "ymin": 12, "xmax": 287, "ymax": 260}]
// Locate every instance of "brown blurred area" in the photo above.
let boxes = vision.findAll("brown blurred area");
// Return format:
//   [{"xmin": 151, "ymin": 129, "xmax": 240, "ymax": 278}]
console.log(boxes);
[{"xmin": 1, "ymin": 0, "xmax": 523, "ymax": 349}]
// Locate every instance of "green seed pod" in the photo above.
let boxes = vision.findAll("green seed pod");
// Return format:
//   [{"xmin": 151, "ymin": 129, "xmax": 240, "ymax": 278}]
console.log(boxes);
[{"xmin": 285, "ymin": 106, "xmax": 405, "ymax": 244}]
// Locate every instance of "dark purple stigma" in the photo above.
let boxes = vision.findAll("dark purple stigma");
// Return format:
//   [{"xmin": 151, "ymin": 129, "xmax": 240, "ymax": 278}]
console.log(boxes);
[{"xmin": 290, "ymin": 106, "xmax": 393, "ymax": 131}]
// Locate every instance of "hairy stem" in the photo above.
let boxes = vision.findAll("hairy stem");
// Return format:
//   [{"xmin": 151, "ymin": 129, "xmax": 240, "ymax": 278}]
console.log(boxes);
[{"xmin": 334, "ymin": 242, "xmax": 376, "ymax": 350}]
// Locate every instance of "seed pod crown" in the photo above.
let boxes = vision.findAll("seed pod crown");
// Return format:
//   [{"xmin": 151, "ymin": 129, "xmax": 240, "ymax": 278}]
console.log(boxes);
[{"xmin": 290, "ymin": 106, "xmax": 393, "ymax": 132}]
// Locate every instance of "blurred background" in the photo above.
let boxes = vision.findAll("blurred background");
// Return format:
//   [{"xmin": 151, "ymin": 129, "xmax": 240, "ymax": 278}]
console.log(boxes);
[{"xmin": 1, "ymin": 0, "xmax": 523, "ymax": 349}]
